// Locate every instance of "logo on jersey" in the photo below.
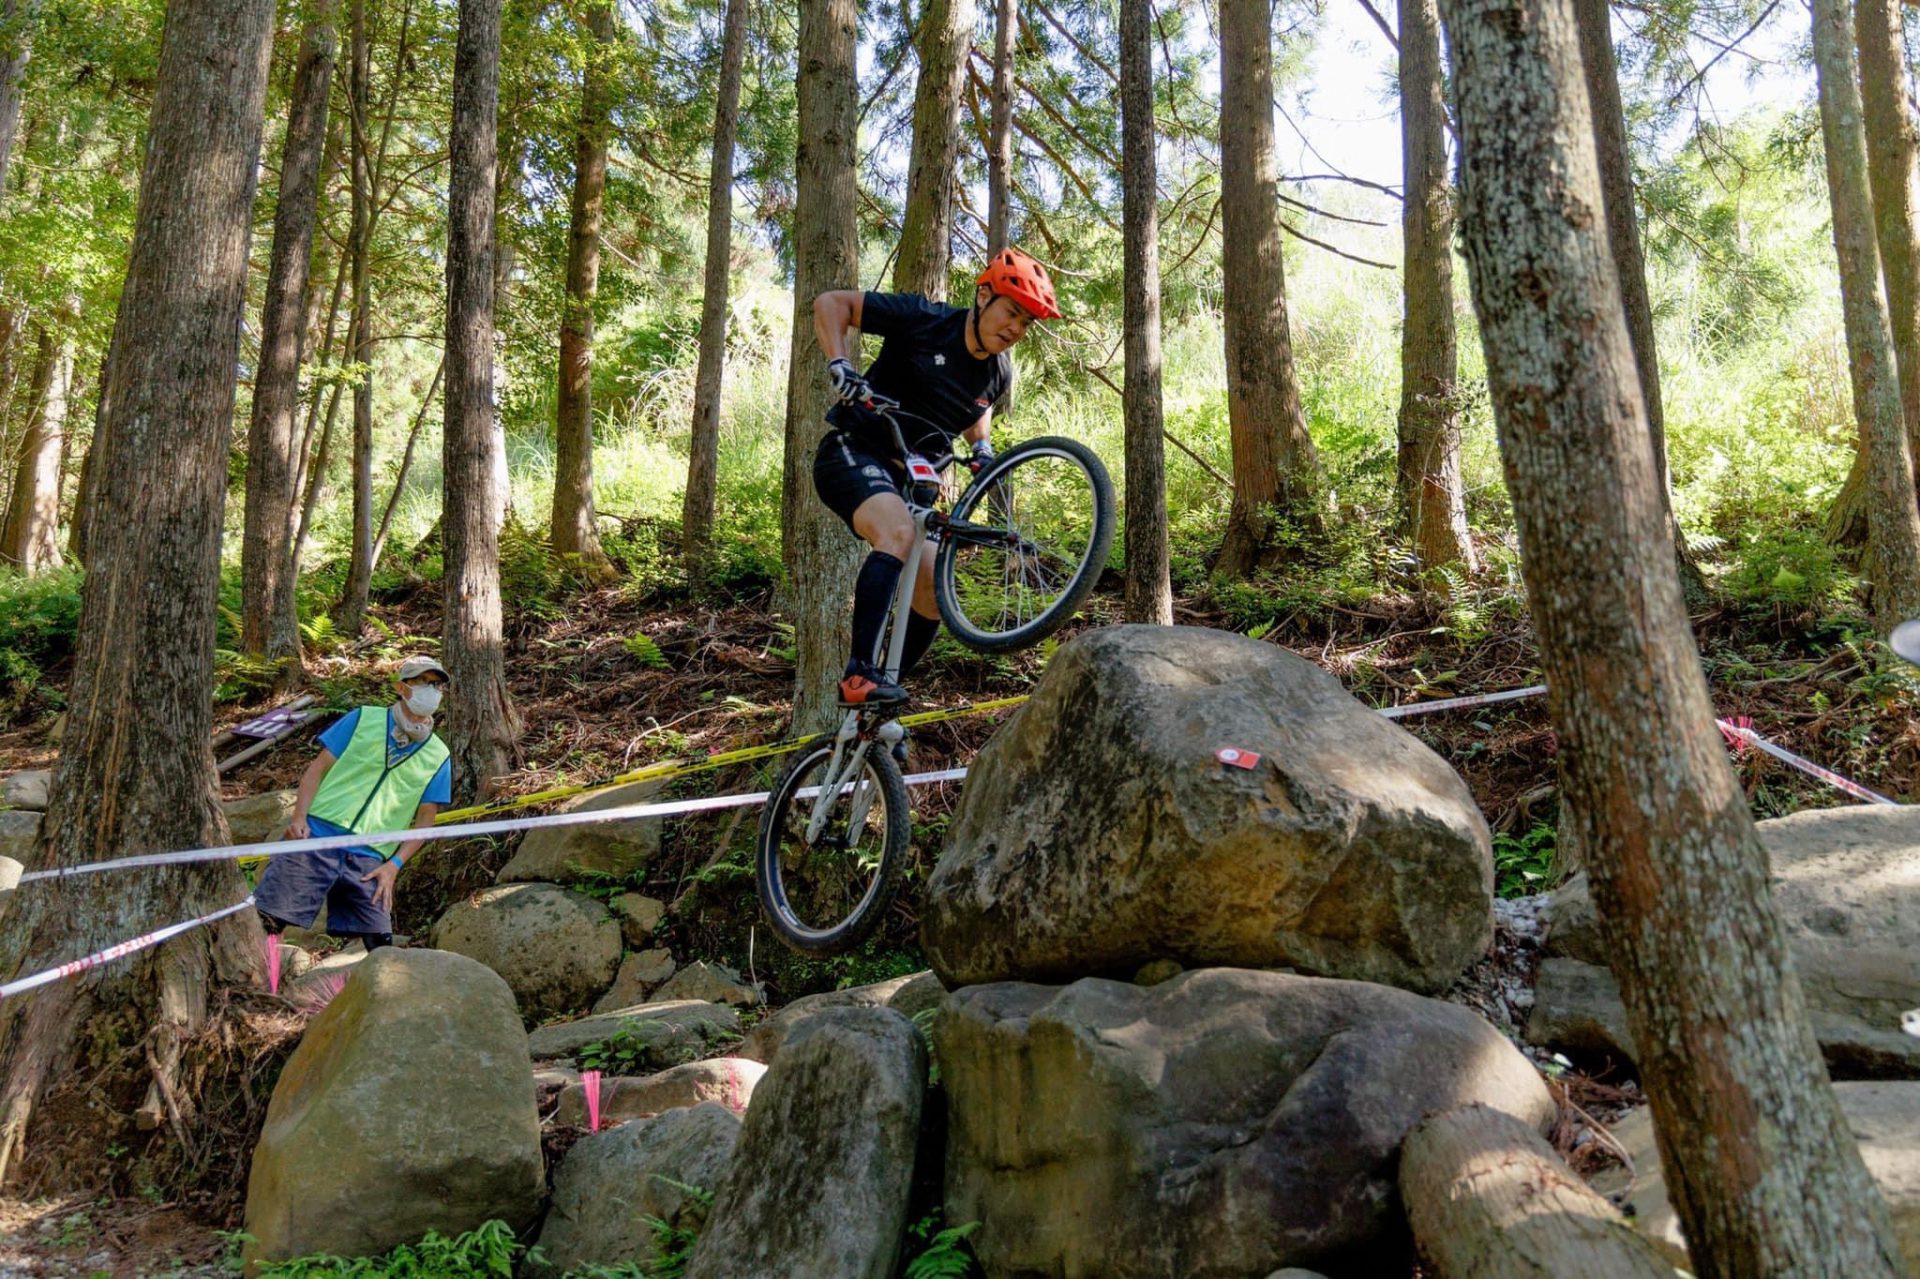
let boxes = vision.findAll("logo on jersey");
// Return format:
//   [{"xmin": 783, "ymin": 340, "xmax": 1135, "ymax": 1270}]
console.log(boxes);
[
  {"xmin": 975, "ymin": 397, "xmax": 992, "ymax": 407},
  {"xmin": 933, "ymin": 354, "xmax": 946, "ymax": 366}
]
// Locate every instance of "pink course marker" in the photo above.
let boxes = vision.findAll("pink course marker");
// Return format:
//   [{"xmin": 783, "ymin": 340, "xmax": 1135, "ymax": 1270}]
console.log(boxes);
[
  {"xmin": 264, "ymin": 933, "xmax": 281, "ymax": 995},
  {"xmin": 582, "ymin": 1070, "xmax": 602, "ymax": 1132}
]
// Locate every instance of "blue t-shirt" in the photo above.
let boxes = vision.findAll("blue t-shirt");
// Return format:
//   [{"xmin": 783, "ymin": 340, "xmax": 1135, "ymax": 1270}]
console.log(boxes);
[{"xmin": 311, "ymin": 707, "xmax": 453, "ymax": 859}]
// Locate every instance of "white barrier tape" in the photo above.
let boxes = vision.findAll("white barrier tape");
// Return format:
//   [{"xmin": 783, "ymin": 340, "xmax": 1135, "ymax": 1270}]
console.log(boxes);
[
  {"xmin": 0, "ymin": 896, "xmax": 256, "ymax": 1001},
  {"xmin": 1716, "ymin": 721, "xmax": 1897, "ymax": 806},
  {"xmin": 19, "ymin": 767, "xmax": 978, "ymax": 885},
  {"xmin": 1377, "ymin": 684, "xmax": 1549, "ymax": 719}
]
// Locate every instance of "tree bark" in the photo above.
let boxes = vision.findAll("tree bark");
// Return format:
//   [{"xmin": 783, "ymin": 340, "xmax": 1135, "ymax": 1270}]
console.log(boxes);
[
  {"xmin": 1120, "ymin": 0, "xmax": 1169, "ymax": 623},
  {"xmin": 1571, "ymin": 0, "xmax": 1704, "ymax": 597},
  {"xmin": 442, "ymin": 0, "xmax": 521, "ymax": 801},
  {"xmin": 1814, "ymin": 0, "xmax": 1920, "ymax": 624},
  {"xmin": 335, "ymin": 0, "xmax": 375, "ymax": 635},
  {"xmin": 370, "ymin": 354, "xmax": 442, "ymax": 568},
  {"xmin": 0, "ymin": 320, "xmax": 67, "ymax": 573},
  {"xmin": 894, "ymin": 0, "xmax": 974, "ymax": 299},
  {"xmin": 1395, "ymin": 0, "xmax": 1476, "ymax": 574},
  {"xmin": 1440, "ymin": 0, "xmax": 1908, "ymax": 1268},
  {"xmin": 550, "ymin": 0, "xmax": 615, "ymax": 581},
  {"xmin": 64, "ymin": 346, "xmax": 104, "ymax": 565},
  {"xmin": 0, "ymin": 0, "xmax": 272, "ymax": 1184},
  {"xmin": 1217, "ymin": 0, "xmax": 1323, "ymax": 578},
  {"xmin": 1857, "ymin": 0, "xmax": 1920, "ymax": 463},
  {"xmin": 0, "ymin": 0, "xmax": 30, "ymax": 204},
  {"xmin": 241, "ymin": 0, "xmax": 336, "ymax": 660},
  {"xmin": 682, "ymin": 0, "xmax": 748, "ymax": 585},
  {"xmin": 987, "ymin": 0, "xmax": 1015, "ymax": 252},
  {"xmin": 781, "ymin": 0, "xmax": 863, "ymax": 734},
  {"xmin": 1400, "ymin": 1105, "xmax": 1674, "ymax": 1278}
]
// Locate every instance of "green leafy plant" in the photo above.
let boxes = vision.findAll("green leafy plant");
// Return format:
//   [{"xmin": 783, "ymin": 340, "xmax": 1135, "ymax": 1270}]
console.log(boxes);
[
  {"xmin": 904, "ymin": 1212, "xmax": 982, "ymax": 1278},
  {"xmin": 624, "ymin": 631, "xmax": 670, "ymax": 669},
  {"xmin": 251, "ymin": 1219, "xmax": 526, "ymax": 1278},
  {"xmin": 1492, "ymin": 823, "xmax": 1557, "ymax": 898}
]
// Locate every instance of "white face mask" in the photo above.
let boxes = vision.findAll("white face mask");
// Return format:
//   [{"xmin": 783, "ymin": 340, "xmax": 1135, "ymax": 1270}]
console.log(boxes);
[{"xmin": 403, "ymin": 683, "xmax": 443, "ymax": 719}]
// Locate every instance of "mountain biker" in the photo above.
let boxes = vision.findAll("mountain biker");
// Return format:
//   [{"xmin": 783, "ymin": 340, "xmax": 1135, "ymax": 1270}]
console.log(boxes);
[{"xmin": 811, "ymin": 247, "xmax": 1062, "ymax": 710}]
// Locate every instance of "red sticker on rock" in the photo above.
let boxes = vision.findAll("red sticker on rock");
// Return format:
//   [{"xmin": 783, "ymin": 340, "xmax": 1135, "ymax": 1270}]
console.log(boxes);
[{"xmin": 1216, "ymin": 748, "xmax": 1261, "ymax": 769}]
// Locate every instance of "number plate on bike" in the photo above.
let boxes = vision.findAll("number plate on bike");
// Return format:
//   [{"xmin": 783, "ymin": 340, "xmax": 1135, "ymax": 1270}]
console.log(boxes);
[{"xmin": 906, "ymin": 455, "xmax": 941, "ymax": 485}]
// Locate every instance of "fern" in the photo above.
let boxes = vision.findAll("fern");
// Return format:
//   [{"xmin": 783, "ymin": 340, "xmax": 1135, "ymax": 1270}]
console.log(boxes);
[
  {"xmin": 625, "ymin": 632, "xmax": 669, "ymax": 669},
  {"xmin": 904, "ymin": 1214, "xmax": 981, "ymax": 1279}
]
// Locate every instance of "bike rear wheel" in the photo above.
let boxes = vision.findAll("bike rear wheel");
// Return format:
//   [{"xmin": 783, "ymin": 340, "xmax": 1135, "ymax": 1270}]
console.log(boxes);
[
  {"xmin": 755, "ymin": 740, "xmax": 910, "ymax": 955},
  {"xmin": 934, "ymin": 436, "xmax": 1115, "ymax": 653}
]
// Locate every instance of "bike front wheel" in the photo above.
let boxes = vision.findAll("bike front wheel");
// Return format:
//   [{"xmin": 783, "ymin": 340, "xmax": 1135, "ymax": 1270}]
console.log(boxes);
[
  {"xmin": 755, "ymin": 741, "xmax": 910, "ymax": 955},
  {"xmin": 934, "ymin": 436, "xmax": 1116, "ymax": 653}
]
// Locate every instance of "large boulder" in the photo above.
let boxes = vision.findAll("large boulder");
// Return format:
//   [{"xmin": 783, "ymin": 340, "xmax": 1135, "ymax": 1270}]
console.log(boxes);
[
  {"xmin": 554, "ymin": 1058, "xmax": 765, "ymax": 1126},
  {"xmin": 242, "ymin": 949, "xmax": 543, "ymax": 1271},
  {"xmin": 0, "ymin": 809, "xmax": 39, "ymax": 863},
  {"xmin": 922, "ymin": 625, "xmax": 1493, "ymax": 993},
  {"xmin": 1536, "ymin": 805, "xmax": 1920, "ymax": 1077},
  {"xmin": 936, "ymin": 967, "xmax": 1555, "ymax": 1277},
  {"xmin": 223, "ymin": 789, "xmax": 297, "ymax": 844},
  {"xmin": 3, "ymin": 769, "xmax": 48, "ymax": 810},
  {"xmin": 685, "ymin": 1007, "xmax": 926, "ymax": 1279},
  {"xmin": 498, "ymin": 778, "xmax": 667, "ymax": 885},
  {"xmin": 528, "ymin": 1000, "xmax": 742, "ymax": 1064},
  {"xmin": 592, "ymin": 948, "xmax": 678, "ymax": 1014},
  {"xmin": 654, "ymin": 959, "xmax": 763, "ymax": 1008},
  {"xmin": 740, "ymin": 970, "xmax": 945, "ymax": 1065},
  {"xmin": 1595, "ymin": 1084, "xmax": 1920, "ymax": 1269},
  {"xmin": 430, "ymin": 882, "xmax": 622, "ymax": 1022},
  {"xmin": 531, "ymin": 1102, "xmax": 741, "ymax": 1277}
]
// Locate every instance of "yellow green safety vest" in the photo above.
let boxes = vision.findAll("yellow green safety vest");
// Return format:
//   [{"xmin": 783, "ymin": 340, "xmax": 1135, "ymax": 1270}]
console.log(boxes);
[{"xmin": 309, "ymin": 707, "xmax": 450, "ymax": 857}]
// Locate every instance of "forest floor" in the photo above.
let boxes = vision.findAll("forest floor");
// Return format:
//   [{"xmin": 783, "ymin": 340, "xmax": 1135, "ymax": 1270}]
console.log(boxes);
[{"xmin": 0, "ymin": 573, "xmax": 1909, "ymax": 1273}]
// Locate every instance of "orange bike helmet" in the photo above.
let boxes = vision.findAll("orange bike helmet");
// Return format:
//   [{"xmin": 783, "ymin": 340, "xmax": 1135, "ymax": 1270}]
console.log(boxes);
[{"xmin": 977, "ymin": 247, "xmax": 1062, "ymax": 321}]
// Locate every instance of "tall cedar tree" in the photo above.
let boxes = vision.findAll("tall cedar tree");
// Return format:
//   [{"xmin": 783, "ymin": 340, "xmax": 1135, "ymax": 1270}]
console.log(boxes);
[
  {"xmin": 1120, "ymin": 0, "xmax": 1170, "ymax": 622},
  {"xmin": 443, "ymin": 0, "xmax": 522, "ymax": 798},
  {"xmin": 0, "ymin": 0, "xmax": 275, "ymax": 1181},
  {"xmin": 987, "ymin": 0, "xmax": 1015, "ymax": 252},
  {"xmin": 550, "ymin": 1, "xmax": 616, "ymax": 581},
  {"xmin": 337, "ymin": 0, "xmax": 377, "ymax": 635},
  {"xmin": 1440, "ymin": 0, "xmax": 1908, "ymax": 1267},
  {"xmin": 894, "ymin": 0, "xmax": 973, "ymax": 299},
  {"xmin": 1217, "ymin": 0, "xmax": 1323, "ymax": 577},
  {"xmin": 241, "ymin": 0, "xmax": 337, "ymax": 664},
  {"xmin": 683, "ymin": 0, "xmax": 749, "ymax": 581},
  {"xmin": 1813, "ymin": 0, "xmax": 1920, "ymax": 623},
  {"xmin": 1857, "ymin": 0, "xmax": 1920, "ymax": 460},
  {"xmin": 0, "ymin": 317, "xmax": 69, "ymax": 572},
  {"xmin": 0, "ymin": 0, "xmax": 27, "ymax": 201},
  {"xmin": 1395, "ymin": 0, "xmax": 1475, "ymax": 572},
  {"xmin": 781, "ymin": 0, "xmax": 863, "ymax": 733}
]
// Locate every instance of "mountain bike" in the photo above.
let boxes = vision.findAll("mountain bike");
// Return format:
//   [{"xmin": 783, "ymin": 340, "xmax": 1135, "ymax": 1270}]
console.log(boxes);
[{"xmin": 755, "ymin": 400, "xmax": 1115, "ymax": 955}]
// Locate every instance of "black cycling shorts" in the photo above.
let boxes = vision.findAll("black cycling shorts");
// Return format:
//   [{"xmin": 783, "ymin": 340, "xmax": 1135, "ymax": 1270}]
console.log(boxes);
[{"xmin": 813, "ymin": 430, "xmax": 906, "ymax": 533}]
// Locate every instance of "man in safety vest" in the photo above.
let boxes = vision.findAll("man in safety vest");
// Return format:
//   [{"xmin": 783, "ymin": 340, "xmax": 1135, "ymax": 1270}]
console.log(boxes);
[{"xmin": 254, "ymin": 655, "xmax": 453, "ymax": 950}]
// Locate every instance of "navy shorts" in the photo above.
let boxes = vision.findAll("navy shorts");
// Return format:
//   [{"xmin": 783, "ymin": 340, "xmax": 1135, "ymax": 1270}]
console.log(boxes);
[
  {"xmin": 254, "ymin": 847, "xmax": 393, "ymax": 936},
  {"xmin": 813, "ymin": 430, "xmax": 906, "ymax": 533}
]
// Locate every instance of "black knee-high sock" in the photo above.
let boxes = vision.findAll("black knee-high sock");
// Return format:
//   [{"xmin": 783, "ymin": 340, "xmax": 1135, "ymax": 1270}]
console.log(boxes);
[
  {"xmin": 900, "ymin": 611, "xmax": 940, "ymax": 678},
  {"xmin": 848, "ymin": 551, "xmax": 905, "ymax": 672}
]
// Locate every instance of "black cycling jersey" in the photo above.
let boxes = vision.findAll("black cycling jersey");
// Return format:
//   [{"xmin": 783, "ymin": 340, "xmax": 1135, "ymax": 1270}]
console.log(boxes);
[{"xmin": 826, "ymin": 291, "xmax": 1012, "ymax": 458}]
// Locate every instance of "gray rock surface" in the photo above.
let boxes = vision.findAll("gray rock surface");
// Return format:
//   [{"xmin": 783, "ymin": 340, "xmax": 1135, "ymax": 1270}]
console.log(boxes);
[
  {"xmin": 223, "ymin": 789, "xmax": 297, "ymax": 844},
  {"xmin": 613, "ymin": 891, "xmax": 667, "ymax": 946},
  {"xmin": 937, "ymin": 967, "xmax": 1555, "ymax": 1277},
  {"xmin": 3, "ymin": 769, "xmax": 48, "ymax": 810},
  {"xmin": 0, "ymin": 809, "xmax": 40, "ymax": 864},
  {"xmin": 531, "ymin": 1103, "xmax": 741, "ymax": 1277},
  {"xmin": 592, "ymin": 948, "xmax": 677, "ymax": 1014},
  {"xmin": 654, "ymin": 959, "xmax": 763, "ymax": 1008},
  {"xmin": 922, "ymin": 625, "xmax": 1494, "ymax": 993},
  {"xmin": 1595, "ymin": 1084, "xmax": 1920, "ymax": 1269},
  {"xmin": 430, "ymin": 882, "xmax": 622, "ymax": 1022},
  {"xmin": 498, "ymin": 778, "xmax": 667, "ymax": 884},
  {"xmin": 528, "ymin": 999, "xmax": 742, "ymax": 1063},
  {"xmin": 739, "ymin": 970, "xmax": 945, "ymax": 1064},
  {"xmin": 242, "ymin": 950, "xmax": 543, "ymax": 1270},
  {"xmin": 685, "ymin": 1007, "xmax": 926, "ymax": 1279},
  {"xmin": 554, "ymin": 1058, "xmax": 765, "ymax": 1126}
]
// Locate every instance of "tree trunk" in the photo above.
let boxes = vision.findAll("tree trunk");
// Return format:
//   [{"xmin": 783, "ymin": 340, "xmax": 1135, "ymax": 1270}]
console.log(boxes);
[
  {"xmin": 1395, "ymin": 0, "xmax": 1476, "ymax": 574},
  {"xmin": 1571, "ymin": 0, "xmax": 1704, "ymax": 598},
  {"xmin": 781, "ymin": 0, "xmax": 863, "ymax": 734},
  {"xmin": 370, "ymin": 354, "xmax": 442, "ymax": 568},
  {"xmin": 64, "ymin": 346, "xmax": 105, "ymax": 565},
  {"xmin": 442, "ymin": 0, "xmax": 521, "ymax": 801},
  {"xmin": 987, "ymin": 0, "xmax": 1015, "ymax": 252},
  {"xmin": 682, "ymin": 0, "xmax": 748, "ymax": 585},
  {"xmin": 894, "ymin": 0, "xmax": 974, "ymax": 299},
  {"xmin": 550, "ymin": 0, "xmax": 615, "ymax": 582},
  {"xmin": 0, "ymin": 0, "xmax": 273, "ymax": 1184},
  {"xmin": 1440, "ymin": 0, "xmax": 1908, "ymax": 1267},
  {"xmin": 1400, "ymin": 1105, "xmax": 1675, "ymax": 1278},
  {"xmin": 0, "ymin": 0, "xmax": 29, "ymax": 203},
  {"xmin": 1119, "ymin": 0, "xmax": 1169, "ymax": 623},
  {"xmin": 1216, "ymin": 0, "xmax": 1323, "ymax": 578},
  {"xmin": 1, "ymin": 320, "xmax": 68, "ymax": 573},
  {"xmin": 1815, "ymin": 0, "xmax": 1920, "ymax": 624},
  {"xmin": 241, "ymin": 0, "xmax": 336, "ymax": 660},
  {"xmin": 1858, "ymin": 0, "xmax": 1920, "ymax": 464},
  {"xmin": 336, "ymin": 0, "xmax": 375, "ymax": 635}
]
